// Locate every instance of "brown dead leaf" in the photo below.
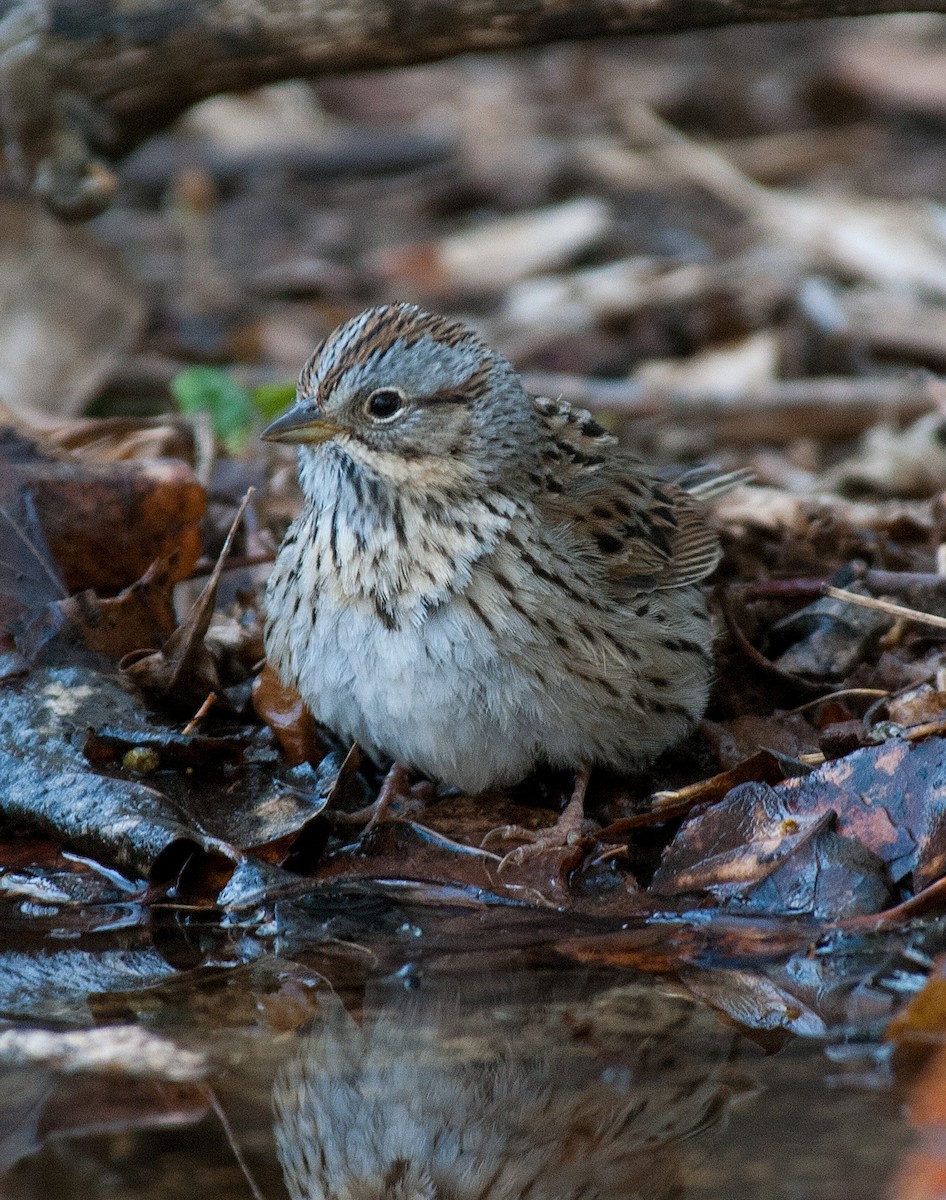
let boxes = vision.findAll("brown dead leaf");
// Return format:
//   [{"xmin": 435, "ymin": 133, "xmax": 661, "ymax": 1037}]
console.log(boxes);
[
  {"xmin": 252, "ymin": 663, "xmax": 326, "ymax": 766},
  {"xmin": 43, "ymin": 558, "xmax": 178, "ymax": 661},
  {"xmin": 0, "ymin": 427, "xmax": 205, "ymax": 595},
  {"xmin": 651, "ymin": 789, "xmax": 831, "ymax": 898}
]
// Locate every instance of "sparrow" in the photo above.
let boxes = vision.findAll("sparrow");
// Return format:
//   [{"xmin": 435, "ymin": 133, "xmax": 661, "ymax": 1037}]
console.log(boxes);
[{"xmin": 262, "ymin": 303, "xmax": 735, "ymax": 847}]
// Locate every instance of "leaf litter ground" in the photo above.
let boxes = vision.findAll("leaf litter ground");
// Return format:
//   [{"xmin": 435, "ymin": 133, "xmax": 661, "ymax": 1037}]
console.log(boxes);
[{"xmin": 11, "ymin": 17, "xmax": 946, "ymax": 1198}]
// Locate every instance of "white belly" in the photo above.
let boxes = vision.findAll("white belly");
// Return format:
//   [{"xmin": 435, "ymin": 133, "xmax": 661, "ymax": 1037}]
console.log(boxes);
[
  {"xmin": 264, "ymin": 494, "xmax": 711, "ymax": 792},
  {"xmin": 289, "ymin": 597, "xmax": 546, "ymax": 792}
]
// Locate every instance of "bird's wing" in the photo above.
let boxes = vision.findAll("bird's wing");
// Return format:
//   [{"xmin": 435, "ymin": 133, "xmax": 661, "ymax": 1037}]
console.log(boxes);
[{"xmin": 532, "ymin": 395, "xmax": 734, "ymax": 592}]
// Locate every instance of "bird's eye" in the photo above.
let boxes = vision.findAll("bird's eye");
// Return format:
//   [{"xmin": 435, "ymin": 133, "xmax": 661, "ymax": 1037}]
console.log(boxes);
[{"xmin": 365, "ymin": 388, "xmax": 406, "ymax": 421}]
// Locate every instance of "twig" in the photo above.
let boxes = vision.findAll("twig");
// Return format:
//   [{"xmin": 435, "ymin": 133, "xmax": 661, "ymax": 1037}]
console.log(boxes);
[
  {"xmin": 206, "ymin": 1087, "xmax": 266, "ymax": 1200},
  {"xmin": 784, "ymin": 688, "xmax": 889, "ymax": 716},
  {"xmin": 182, "ymin": 692, "xmax": 217, "ymax": 736},
  {"xmin": 187, "ymin": 551, "xmax": 275, "ymax": 580},
  {"xmin": 716, "ymin": 586, "xmax": 826, "ymax": 694},
  {"xmin": 823, "ymin": 585, "xmax": 946, "ymax": 632}
]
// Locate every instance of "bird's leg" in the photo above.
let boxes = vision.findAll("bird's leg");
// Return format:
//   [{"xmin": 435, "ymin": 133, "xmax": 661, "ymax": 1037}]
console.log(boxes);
[
  {"xmin": 331, "ymin": 762, "xmax": 418, "ymax": 833},
  {"xmin": 483, "ymin": 767, "xmax": 593, "ymax": 870}
]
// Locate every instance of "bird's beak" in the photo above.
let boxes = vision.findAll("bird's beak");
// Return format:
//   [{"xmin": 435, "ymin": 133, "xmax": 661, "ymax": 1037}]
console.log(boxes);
[{"xmin": 261, "ymin": 406, "xmax": 344, "ymax": 445}]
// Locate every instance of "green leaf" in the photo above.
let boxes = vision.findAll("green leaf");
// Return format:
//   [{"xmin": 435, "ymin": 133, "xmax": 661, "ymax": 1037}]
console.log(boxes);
[
  {"xmin": 170, "ymin": 366, "xmax": 254, "ymax": 452},
  {"xmin": 252, "ymin": 381, "xmax": 297, "ymax": 424}
]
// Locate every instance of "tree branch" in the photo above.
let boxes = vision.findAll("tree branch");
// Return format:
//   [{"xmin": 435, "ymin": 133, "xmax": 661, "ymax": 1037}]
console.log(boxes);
[{"xmin": 2, "ymin": 0, "xmax": 945, "ymax": 218}]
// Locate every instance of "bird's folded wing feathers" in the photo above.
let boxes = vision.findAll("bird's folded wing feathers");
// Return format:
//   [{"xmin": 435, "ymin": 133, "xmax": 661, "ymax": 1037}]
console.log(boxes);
[{"xmin": 532, "ymin": 395, "xmax": 749, "ymax": 593}]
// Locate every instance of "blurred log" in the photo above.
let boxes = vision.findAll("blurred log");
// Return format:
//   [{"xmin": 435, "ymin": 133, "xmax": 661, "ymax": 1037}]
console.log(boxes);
[
  {"xmin": 522, "ymin": 373, "xmax": 937, "ymax": 443},
  {"xmin": 3, "ymin": 0, "xmax": 946, "ymax": 219}
]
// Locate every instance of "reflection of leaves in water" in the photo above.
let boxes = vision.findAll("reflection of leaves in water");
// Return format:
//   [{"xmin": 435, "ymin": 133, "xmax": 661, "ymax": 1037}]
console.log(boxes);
[
  {"xmin": 274, "ymin": 985, "xmax": 736, "ymax": 1200},
  {"xmin": 0, "ymin": 1068, "xmax": 53, "ymax": 1176},
  {"xmin": 0, "ymin": 948, "xmax": 177, "ymax": 1024}
]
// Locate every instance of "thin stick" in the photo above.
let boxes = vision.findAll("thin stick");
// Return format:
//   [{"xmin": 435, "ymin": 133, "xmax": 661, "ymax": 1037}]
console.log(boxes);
[
  {"xmin": 187, "ymin": 551, "xmax": 275, "ymax": 579},
  {"xmin": 823, "ymin": 585, "xmax": 946, "ymax": 632},
  {"xmin": 784, "ymin": 688, "xmax": 889, "ymax": 716},
  {"xmin": 182, "ymin": 692, "xmax": 217, "ymax": 736},
  {"xmin": 206, "ymin": 1087, "xmax": 266, "ymax": 1200}
]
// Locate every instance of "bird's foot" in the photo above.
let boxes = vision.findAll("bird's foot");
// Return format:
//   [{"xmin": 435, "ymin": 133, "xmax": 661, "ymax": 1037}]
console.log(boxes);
[
  {"xmin": 482, "ymin": 769, "xmax": 593, "ymax": 872},
  {"xmin": 331, "ymin": 762, "xmax": 428, "ymax": 833}
]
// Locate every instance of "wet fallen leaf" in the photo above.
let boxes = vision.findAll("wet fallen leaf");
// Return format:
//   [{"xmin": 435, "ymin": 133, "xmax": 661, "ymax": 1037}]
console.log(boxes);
[
  {"xmin": 650, "ymin": 774, "xmax": 893, "ymax": 918},
  {"xmin": 0, "ymin": 666, "xmax": 238, "ymax": 895},
  {"xmin": 652, "ymin": 736, "xmax": 946, "ymax": 918},
  {"xmin": 252, "ymin": 663, "xmax": 326, "ymax": 766}
]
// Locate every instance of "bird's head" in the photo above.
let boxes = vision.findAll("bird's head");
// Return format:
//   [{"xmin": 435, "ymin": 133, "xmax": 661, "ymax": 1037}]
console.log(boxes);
[{"xmin": 261, "ymin": 303, "xmax": 539, "ymax": 493}]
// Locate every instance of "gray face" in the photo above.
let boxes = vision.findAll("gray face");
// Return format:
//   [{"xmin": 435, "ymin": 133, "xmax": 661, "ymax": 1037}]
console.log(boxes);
[
  {"xmin": 309, "ymin": 328, "xmax": 484, "ymax": 460},
  {"xmin": 263, "ymin": 304, "xmax": 541, "ymax": 486}
]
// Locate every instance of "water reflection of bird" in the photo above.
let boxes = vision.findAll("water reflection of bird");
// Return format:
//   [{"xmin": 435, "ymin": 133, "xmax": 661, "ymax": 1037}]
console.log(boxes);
[{"xmin": 272, "ymin": 981, "xmax": 738, "ymax": 1200}]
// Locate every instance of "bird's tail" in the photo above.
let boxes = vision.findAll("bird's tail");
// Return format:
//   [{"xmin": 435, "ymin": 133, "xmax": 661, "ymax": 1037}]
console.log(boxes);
[{"xmin": 672, "ymin": 465, "xmax": 755, "ymax": 502}]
